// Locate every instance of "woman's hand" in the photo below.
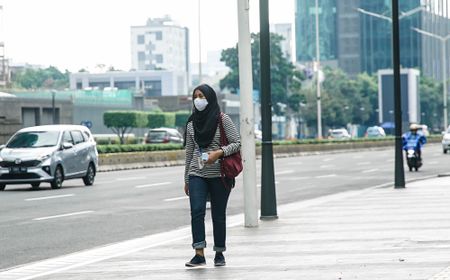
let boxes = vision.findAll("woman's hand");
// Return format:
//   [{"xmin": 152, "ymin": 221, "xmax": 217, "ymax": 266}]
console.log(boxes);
[
  {"xmin": 206, "ymin": 149, "xmax": 224, "ymax": 164},
  {"xmin": 184, "ymin": 183, "xmax": 189, "ymax": 196}
]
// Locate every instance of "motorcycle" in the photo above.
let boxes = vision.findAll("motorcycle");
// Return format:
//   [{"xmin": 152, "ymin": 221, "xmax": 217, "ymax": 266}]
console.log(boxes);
[{"xmin": 406, "ymin": 148, "xmax": 422, "ymax": 172}]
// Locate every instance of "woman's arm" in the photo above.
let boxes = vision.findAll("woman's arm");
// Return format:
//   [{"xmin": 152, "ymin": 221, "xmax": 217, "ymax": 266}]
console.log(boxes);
[
  {"xmin": 184, "ymin": 122, "xmax": 194, "ymax": 184},
  {"xmin": 220, "ymin": 114, "xmax": 241, "ymax": 156}
]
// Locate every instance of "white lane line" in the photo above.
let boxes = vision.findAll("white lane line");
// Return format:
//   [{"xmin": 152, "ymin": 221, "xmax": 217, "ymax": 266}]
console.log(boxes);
[
  {"xmin": 322, "ymin": 158, "xmax": 332, "ymax": 162},
  {"xmin": 357, "ymin": 162, "xmax": 370, "ymax": 166},
  {"xmin": 135, "ymin": 182, "xmax": 171, "ymax": 189},
  {"xmin": 315, "ymin": 174, "xmax": 337, "ymax": 179},
  {"xmin": 287, "ymin": 161, "xmax": 303, "ymax": 166},
  {"xmin": 164, "ymin": 196, "xmax": 189, "ymax": 202},
  {"xmin": 33, "ymin": 211, "xmax": 94, "ymax": 221},
  {"xmin": 428, "ymin": 161, "xmax": 438, "ymax": 165},
  {"xmin": 362, "ymin": 168, "xmax": 379, "ymax": 173},
  {"xmin": 116, "ymin": 177, "xmax": 146, "ymax": 181},
  {"xmin": 320, "ymin": 165, "xmax": 335, "ymax": 168},
  {"xmin": 275, "ymin": 170, "xmax": 294, "ymax": 175},
  {"xmin": 25, "ymin": 194, "xmax": 75, "ymax": 201}
]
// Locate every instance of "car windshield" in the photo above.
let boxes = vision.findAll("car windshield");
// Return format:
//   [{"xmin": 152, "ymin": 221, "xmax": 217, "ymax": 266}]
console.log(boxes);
[
  {"xmin": 149, "ymin": 131, "xmax": 167, "ymax": 140},
  {"xmin": 7, "ymin": 131, "xmax": 60, "ymax": 148}
]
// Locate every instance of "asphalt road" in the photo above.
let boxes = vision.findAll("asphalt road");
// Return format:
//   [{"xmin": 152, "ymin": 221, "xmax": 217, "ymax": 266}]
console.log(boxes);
[{"xmin": 0, "ymin": 143, "xmax": 448, "ymax": 270}]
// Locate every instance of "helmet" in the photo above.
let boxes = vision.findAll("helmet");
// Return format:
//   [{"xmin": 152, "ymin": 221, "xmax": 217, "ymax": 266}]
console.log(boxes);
[{"xmin": 409, "ymin": 123, "xmax": 419, "ymax": 131}]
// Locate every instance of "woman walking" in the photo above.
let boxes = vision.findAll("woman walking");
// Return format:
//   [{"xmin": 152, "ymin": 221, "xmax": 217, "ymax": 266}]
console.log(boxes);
[{"xmin": 183, "ymin": 84, "xmax": 240, "ymax": 267}]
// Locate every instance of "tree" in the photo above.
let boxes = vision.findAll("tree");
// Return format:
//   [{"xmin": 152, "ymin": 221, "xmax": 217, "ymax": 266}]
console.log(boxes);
[
  {"xmin": 420, "ymin": 76, "xmax": 443, "ymax": 130},
  {"xmin": 220, "ymin": 33, "xmax": 304, "ymax": 115},
  {"xmin": 103, "ymin": 111, "xmax": 148, "ymax": 144},
  {"xmin": 13, "ymin": 66, "xmax": 69, "ymax": 89},
  {"xmin": 147, "ymin": 112, "xmax": 176, "ymax": 128}
]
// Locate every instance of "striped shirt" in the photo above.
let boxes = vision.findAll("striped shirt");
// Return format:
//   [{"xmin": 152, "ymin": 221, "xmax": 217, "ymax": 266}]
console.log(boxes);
[{"xmin": 184, "ymin": 113, "xmax": 241, "ymax": 184}]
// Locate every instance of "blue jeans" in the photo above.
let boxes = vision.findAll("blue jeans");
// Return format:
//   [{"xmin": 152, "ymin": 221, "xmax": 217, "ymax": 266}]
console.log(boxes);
[{"xmin": 188, "ymin": 176, "xmax": 231, "ymax": 252}]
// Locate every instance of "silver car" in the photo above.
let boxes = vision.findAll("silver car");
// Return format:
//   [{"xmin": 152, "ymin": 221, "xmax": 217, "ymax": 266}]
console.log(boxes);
[{"xmin": 0, "ymin": 125, "xmax": 98, "ymax": 190}]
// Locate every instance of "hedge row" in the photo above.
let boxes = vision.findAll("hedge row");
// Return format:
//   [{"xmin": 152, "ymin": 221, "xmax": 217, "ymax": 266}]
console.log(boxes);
[
  {"xmin": 97, "ymin": 143, "xmax": 183, "ymax": 154},
  {"xmin": 104, "ymin": 111, "xmax": 190, "ymax": 129}
]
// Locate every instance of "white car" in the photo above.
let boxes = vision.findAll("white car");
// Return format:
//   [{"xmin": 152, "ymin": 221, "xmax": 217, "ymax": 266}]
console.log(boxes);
[
  {"xmin": 329, "ymin": 128, "xmax": 351, "ymax": 140},
  {"xmin": 0, "ymin": 125, "xmax": 98, "ymax": 190},
  {"xmin": 442, "ymin": 126, "xmax": 450, "ymax": 154}
]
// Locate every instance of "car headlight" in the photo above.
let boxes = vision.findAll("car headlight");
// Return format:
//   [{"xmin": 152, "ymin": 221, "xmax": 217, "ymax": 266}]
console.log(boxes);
[{"xmin": 40, "ymin": 154, "xmax": 52, "ymax": 165}]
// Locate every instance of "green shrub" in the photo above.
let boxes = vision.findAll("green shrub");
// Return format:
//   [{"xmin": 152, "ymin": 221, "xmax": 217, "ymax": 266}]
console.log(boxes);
[
  {"xmin": 147, "ymin": 112, "xmax": 176, "ymax": 128},
  {"xmin": 175, "ymin": 111, "xmax": 191, "ymax": 127},
  {"xmin": 97, "ymin": 143, "xmax": 183, "ymax": 154}
]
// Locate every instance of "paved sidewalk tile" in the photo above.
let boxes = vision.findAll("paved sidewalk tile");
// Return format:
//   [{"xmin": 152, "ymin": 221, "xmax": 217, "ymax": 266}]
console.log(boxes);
[{"xmin": 2, "ymin": 177, "xmax": 450, "ymax": 280}]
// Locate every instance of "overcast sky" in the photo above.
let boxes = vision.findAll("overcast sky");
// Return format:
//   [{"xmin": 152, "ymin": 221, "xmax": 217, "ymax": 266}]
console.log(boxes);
[{"xmin": 0, "ymin": 0, "xmax": 294, "ymax": 72}]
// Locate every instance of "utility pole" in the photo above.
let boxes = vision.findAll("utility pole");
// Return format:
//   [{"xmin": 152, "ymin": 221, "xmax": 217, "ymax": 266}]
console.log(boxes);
[
  {"xmin": 391, "ymin": 0, "xmax": 405, "ymax": 188},
  {"xmin": 259, "ymin": 0, "xmax": 277, "ymax": 220},
  {"xmin": 237, "ymin": 0, "xmax": 258, "ymax": 227},
  {"xmin": 315, "ymin": 0, "xmax": 322, "ymax": 139},
  {"xmin": 198, "ymin": 0, "xmax": 202, "ymax": 84}
]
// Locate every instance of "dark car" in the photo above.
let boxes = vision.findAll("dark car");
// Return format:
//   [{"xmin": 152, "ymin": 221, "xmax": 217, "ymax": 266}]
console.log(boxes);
[{"xmin": 145, "ymin": 128, "xmax": 183, "ymax": 144}]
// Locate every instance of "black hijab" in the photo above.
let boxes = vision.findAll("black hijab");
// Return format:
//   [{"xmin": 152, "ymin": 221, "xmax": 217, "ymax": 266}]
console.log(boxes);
[{"xmin": 184, "ymin": 84, "xmax": 221, "ymax": 148}]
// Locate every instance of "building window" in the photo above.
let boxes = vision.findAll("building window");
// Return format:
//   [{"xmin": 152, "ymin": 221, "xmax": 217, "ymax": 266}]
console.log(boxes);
[
  {"xmin": 155, "ymin": 31, "xmax": 162, "ymax": 40},
  {"xmin": 155, "ymin": 54, "xmax": 163, "ymax": 64},
  {"xmin": 137, "ymin": 35, "xmax": 145, "ymax": 44},
  {"xmin": 138, "ymin": 52, "xmax": 146, "ymax": 62}
]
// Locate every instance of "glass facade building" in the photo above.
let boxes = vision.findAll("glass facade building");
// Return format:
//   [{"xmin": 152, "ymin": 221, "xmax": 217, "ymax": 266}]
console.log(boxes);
[{"xmin": 295, "ymin": 0, "xmax": 337, "ymax": 63}]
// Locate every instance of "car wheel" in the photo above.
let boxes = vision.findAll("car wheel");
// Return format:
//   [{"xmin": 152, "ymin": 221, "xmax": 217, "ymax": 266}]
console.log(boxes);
[
  {"xmin": 0, "ymin": 184, "xmax": 5, "ymax": 191},
  {"xmin": 82, "ymin": 163, "xmax": 95, "ymax": 186},
  {"xmin": 31, "ymin": 183, "xmax": 40, "ymax": 190},
  {"xmin": 51, "ymin": 166, "xmax": 64, "ymax": 189}
]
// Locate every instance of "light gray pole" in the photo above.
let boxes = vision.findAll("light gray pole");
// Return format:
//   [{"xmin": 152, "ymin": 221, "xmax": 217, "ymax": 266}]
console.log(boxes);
[
  {"xmin": 237, "ymin": 0, "xmax": 258, "ymax": 227},
  {"xmin": 442, "ymin": 40, "xmax": 448, "ymax": 129},
  {"xmin": 315, "ymin": 0, "xmax": 322, "ymax": 139},
  {"xmin": 198, "ymin": 0, "xmax": 202, "ymax": 84}
]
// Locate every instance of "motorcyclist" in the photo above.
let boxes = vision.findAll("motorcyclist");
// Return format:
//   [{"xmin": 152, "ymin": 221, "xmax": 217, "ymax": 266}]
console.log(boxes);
[{"xmin": 402, "ymin": 123, "xmax": 427, "ymax": 161}]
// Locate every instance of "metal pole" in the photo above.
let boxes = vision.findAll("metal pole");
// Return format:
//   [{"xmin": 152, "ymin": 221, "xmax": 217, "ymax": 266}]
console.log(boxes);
[
  {"xmin": 52, "ymin": 90, "xmax": 56, "ymax": 124},
  {"xmin": 442, "ymin": 39, "xmax": 448, "ymax": 129},
  {"xmin": 198, "ymin": 0, "xmax": 202, "ymax": 83},
  {"xmin": 315, "ymin": 0, "xmax": 322, "ymax": 139},
  {"xmin": 392, "ymin": 0, "xmax": 405, "ymax": 188},
  {"xmin": 259, "ymin": 0, "xmax": 277, "ymax": 220},
  {"xmin": 237, "ymin": 0, "xmax": 258, "ymax": 227}
]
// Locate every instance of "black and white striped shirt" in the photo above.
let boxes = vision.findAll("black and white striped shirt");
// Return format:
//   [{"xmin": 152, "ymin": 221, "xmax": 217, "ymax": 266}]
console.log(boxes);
[{"xmin": 184, "ymin": 113, "xmax": 241, "ymax": 184}]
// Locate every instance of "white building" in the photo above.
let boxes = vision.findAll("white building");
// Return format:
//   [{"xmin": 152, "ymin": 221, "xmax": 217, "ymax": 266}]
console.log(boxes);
[
  {"xmin": 130, "ymin": 16, "xmax": 189, "ymax": 75},
  {"xmin": 69, "ymin": 70, "xmax": 188, "ymax": 97},
  {"xmin": 271, "ymin": 23, "xmax": 294, "ymax": 63}
]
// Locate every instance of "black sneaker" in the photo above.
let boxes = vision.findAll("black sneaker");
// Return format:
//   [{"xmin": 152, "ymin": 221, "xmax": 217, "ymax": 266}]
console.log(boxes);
[
  {"xmin": 185, "ymin": 254, "xmax": 206, "ymax": 267},
  {"xmin": 214, "ymin": 252, "xmax": 226, "ymax": 266}
]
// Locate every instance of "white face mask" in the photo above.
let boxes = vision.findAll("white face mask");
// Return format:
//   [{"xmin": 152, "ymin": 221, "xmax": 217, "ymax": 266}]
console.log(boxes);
[{"xmin": 194, "ymin": 98, "xmax": 208, "ymax": 111}]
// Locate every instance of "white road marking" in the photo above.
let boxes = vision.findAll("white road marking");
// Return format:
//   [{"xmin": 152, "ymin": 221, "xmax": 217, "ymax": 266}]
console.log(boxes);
[
  {"xmin": 287, "ymin": 161, "xmax": 303, "ymax": 165},
  {"xmin": 315, "ymin": 174, "xmax": 337, "ymax": 179},
  {"xmin": 362, "ymin": 168, "xmax": 379, "ymax": 173},
  {"xmin": 33, "ymin": 211, "xmax": 94, "ymax": 221},
  {"xmin": 322, "ymin": 158, "xmax": 332, "ymax": 162},
  {"xmin": 357, "ymin": 162, "xmax": 370, "ymax": 166},
  {"xmin": 428, "ymin": 161, "xmax": 438, "ymax": 165},
  {"xmin": 135, "ymin": 182, "xmax": 171, "ymax": 189},
  {"xmin": 25, "ymin": 194, "xmax": 75, "ymax": 201},
  {"xmin": 164, "ymin": 196, "xmax": 189, "ymax": 202},
  {"xmin": 116, "ymin": 177, "xmax": 146, "ymax": 181},
  {"xmin": 275, "ymin": 170, "xmax": 294, "ymax": 175},
  {"xmin": 320, "ymin": 165, "xmax": 335, "ymax": 168},
  {"xmin": 352, "ymin": 155, "xmax": 363, "ymax": 159}
]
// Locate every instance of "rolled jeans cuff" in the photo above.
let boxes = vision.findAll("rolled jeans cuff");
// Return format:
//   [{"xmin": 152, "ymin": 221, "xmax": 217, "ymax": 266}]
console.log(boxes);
[
  {"xmin": 192, "ymin": 240, "xmax": 206, "ymax": 249},
  {"xmin": 213, "ymin": 246, "xmax": 226, "ymax": 252}
]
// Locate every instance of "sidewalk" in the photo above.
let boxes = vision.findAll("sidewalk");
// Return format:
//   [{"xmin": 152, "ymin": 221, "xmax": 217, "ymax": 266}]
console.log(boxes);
[{"xmin": 2, "ymin": 176, "xmax": 450, "ymax": 280}]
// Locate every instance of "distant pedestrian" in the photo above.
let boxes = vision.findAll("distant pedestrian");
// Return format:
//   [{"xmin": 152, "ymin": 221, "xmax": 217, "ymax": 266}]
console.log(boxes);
[{"xmin": 183, "ymin": 84, "xmax": 241, "ymax": 267}]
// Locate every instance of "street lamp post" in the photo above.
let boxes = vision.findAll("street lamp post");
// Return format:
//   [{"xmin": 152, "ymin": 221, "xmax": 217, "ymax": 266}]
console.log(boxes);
[
  {"xmin": 315, "ymin": 0, "xmax": 322, "ymax": 139},
  {"xmin": 411, "ymin": 27, "xmax": 450, "ymax": 130},
  {"xmin": 51, "ymin": 90, "xmax": 56, "ymax": 124}
]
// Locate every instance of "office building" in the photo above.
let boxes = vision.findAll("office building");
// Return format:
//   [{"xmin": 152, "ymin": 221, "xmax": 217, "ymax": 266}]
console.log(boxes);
[{"xmin": 130, "ymin": 16, "xmax": 189, "ymax": 75}]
